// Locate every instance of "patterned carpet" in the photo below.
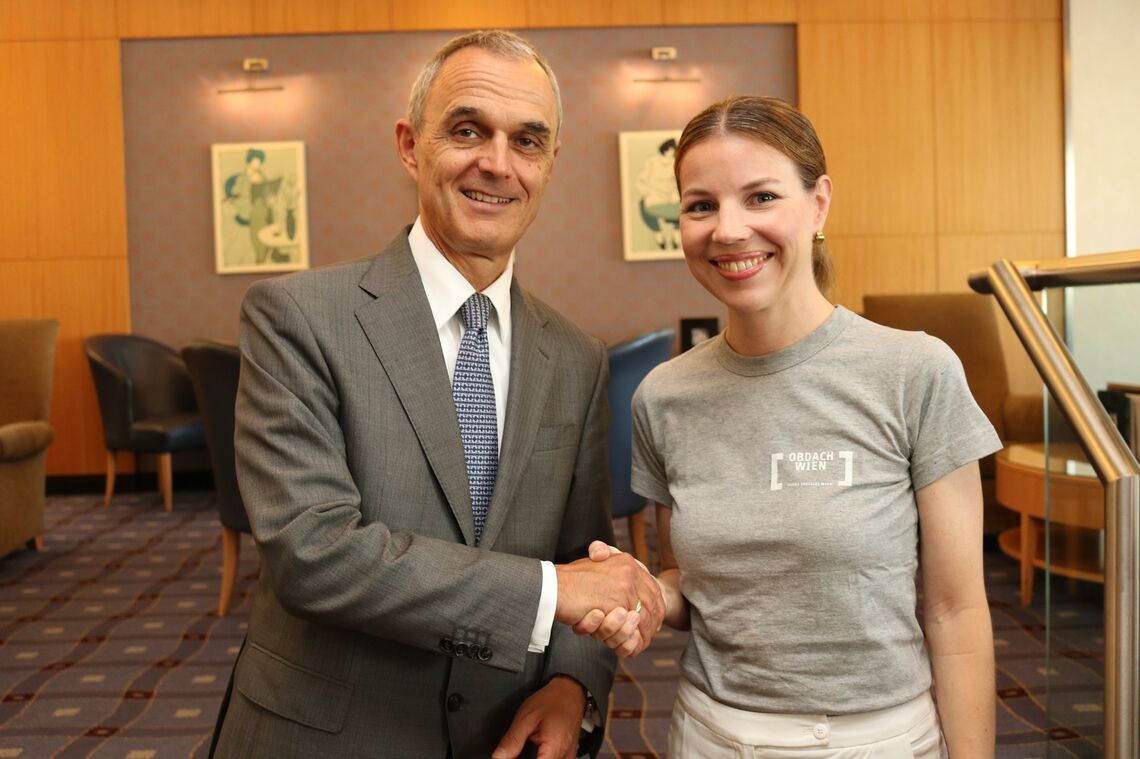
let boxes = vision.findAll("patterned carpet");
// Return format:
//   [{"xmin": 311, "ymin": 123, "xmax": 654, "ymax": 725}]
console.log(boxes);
[
  {"xmin": 0, "ymin": 492, "xmax": 1108, "ymax": 758},
  {"xmin": 0, "ymin": 493, "xmax": 256, "ymax": 758}
]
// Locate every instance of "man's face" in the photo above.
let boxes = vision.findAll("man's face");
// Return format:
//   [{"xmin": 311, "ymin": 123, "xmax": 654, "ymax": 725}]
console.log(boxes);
[{"xmin": 396, "ymin": 47, "xmax": 560, "ymax": 286}]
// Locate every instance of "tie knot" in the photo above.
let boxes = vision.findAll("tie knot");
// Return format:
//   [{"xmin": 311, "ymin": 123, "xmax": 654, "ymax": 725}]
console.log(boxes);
[{"xmin": 459, "ymin": 293, "xmax": 491, "ymax": 332}]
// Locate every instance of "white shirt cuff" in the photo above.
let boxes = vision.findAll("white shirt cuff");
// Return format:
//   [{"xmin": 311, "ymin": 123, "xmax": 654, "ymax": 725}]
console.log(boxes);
[{"xmin": 528, "ymin": 560, "xmax": 557, "ymax": 652}]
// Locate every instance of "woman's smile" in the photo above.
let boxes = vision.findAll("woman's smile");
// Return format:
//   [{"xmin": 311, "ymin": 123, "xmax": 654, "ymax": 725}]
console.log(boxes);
[{"xmin": 713, "ymin": 252, "xmax": 775, "ymax": 279}]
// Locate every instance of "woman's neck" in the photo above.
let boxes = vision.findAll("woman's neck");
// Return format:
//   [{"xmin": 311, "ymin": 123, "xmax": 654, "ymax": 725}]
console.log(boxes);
[{"xmin": 723, "ymin": 291, "xmax": 835, "ymax": 357}]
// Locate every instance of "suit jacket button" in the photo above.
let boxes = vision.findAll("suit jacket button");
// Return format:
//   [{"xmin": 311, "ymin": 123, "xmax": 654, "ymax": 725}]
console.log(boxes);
[
  {"xmin": 454, "ymin": 642, "xmax": 468, "ymax": 658},
  {"xmin": 478, "ymin": 646, "xmax": 493, "ymax": 661},
  {"xmin": 446, "ymin": 693, "xmax": 463, "ymax": 712},
  {"xmin": 439, "ymin": 638, "xmax": 454, "ymax": 654}
]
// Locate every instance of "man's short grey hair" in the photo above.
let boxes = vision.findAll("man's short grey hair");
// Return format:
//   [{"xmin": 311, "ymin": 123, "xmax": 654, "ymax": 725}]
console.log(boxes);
[{"xmin": 406, "ymin": 29, "xmax": 563, "ymax": 138}]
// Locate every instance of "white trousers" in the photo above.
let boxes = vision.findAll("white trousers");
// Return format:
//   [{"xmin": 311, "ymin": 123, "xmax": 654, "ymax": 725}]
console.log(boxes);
[{"xmin": 668, "ymin": 678, "xmax": 948, "ymax": 758}]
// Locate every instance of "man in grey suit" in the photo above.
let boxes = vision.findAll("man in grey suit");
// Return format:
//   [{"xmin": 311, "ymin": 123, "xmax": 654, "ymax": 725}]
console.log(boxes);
[{"xmin": 210, "ymin": 30, "xmax": 664, "ymax": 759}]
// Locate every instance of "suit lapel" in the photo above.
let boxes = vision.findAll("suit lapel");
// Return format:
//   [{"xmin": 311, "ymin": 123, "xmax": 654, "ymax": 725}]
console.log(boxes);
[
  {"xmin": 481, "ymin": 284, "xmax": 555, "ymax": 547},
  {"xmin": 355, "ymin": 232, "xmax": 475, "ymax": 544}
]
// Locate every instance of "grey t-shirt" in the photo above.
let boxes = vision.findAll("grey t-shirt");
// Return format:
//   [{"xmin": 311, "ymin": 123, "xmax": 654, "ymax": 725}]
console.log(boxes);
[{"xmin": 631, "ymin": 306, "xmax": 1001, "ymax": 714}]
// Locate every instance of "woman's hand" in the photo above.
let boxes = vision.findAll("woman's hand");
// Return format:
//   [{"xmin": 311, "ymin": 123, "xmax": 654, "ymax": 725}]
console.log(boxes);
[{"xmin": 572, "ymin": 541, "xmax": 678, "ymax": 657}]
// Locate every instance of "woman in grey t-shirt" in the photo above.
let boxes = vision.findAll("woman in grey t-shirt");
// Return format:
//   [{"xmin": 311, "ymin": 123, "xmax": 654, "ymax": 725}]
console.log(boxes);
[{"xmin": 577, "ymin": 96, "xmax": 999, "ymax": 757}]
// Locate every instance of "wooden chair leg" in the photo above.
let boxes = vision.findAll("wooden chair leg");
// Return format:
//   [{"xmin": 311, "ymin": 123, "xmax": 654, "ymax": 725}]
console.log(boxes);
[
  {"xmin": 1020, "ymin": 513, "xmax": 1036, "ymax": 607},
  {"xmin": 218, "ymin": 527, "xmax": 241, "ymax": 617},
  {"xmin": 628, "ymin": 510, "xmax": 649, "ymax": 568},
  {"xmin": 103, "ymin": 450, "xmax": 116, "ymax": 506},
  {"xmin": 158, "ymin": 452, "xmax": 173, "ymax": 512}
]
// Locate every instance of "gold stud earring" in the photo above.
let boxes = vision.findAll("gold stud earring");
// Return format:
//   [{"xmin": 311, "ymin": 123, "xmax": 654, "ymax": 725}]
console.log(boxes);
[{"xmin": 813, "ymin": 231, "xmax": 826, "ymax": 243}]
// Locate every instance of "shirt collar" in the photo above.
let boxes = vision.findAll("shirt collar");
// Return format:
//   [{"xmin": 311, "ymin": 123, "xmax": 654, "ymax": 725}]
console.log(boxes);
[{"xmin": 408, "ymin": 217, "xmax": 514, "ymax": 344}]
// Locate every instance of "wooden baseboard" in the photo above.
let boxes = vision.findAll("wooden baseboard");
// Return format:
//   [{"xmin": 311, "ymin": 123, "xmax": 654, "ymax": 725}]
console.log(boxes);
[{"xmin": 46, "ymin": 470, "xmax": 214, "ymax": 495}]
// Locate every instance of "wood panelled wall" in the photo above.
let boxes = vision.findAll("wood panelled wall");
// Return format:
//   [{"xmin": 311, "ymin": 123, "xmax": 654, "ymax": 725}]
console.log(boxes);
[{"xmin": 1, "ymin": 0, "xmax": 1062, "ymax": 475}]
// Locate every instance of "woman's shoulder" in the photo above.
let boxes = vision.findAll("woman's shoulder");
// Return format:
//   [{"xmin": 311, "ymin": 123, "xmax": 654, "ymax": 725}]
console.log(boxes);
[
  {"xmin": 825, "ymin": 311, "xmax": 963, "ymax": 391},
  {"xmin": 635, "ymin": 335, "xmax": 721, "ymax": 399},
  {"xmin": 844, "ymin": 309, "xmax": 958, "ymax": 363}
]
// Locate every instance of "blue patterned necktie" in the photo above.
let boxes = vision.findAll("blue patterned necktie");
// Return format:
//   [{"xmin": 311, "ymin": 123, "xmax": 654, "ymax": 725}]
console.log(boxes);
[{"xmin": 453, "ymin": 293, "xmax": 498, "ymax": 545}]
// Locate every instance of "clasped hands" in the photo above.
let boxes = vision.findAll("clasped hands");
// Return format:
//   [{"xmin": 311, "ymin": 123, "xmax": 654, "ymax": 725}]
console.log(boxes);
[
  {"xmin": 493, "ymin": 543, "xmax": 664, "ymax": 759},
  {"xmin": 555, "ymin": 540, "xmax": 664, "ymax": 657}
]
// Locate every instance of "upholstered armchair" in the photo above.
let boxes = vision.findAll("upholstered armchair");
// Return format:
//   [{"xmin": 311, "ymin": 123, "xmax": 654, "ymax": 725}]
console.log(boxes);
[
  {"xmin": 862, "ymin": 293, "xmax": 1044, "ymax": 534},
  {"xmin": 0, "ymin": 319, "xmax": 58, "ymax": 558},
  {"xmin": 84, "ymin": 334, "xmax": 206, "ymax": 511},
  {"xmin": 182, "ymin": 340, "xmax": 252, "ymax": 616},
  {"xmin": 607, "ymin": 327, "xmax": 675, "ymax": 566}
]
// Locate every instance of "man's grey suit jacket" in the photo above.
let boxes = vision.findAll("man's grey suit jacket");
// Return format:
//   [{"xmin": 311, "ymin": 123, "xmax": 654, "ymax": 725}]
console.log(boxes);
[{"xmin": 212, "ymin": 230, "xmax": 616, "ymax": 757}]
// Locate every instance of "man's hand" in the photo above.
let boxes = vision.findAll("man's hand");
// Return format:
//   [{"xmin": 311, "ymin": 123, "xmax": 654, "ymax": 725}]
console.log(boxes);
[
  {"xmin": 555, "ymin": 542, "xmax": 663, "ymax": 656},
  {"xmin": 571, "ymin": 542, "xmax": 662, "ymax": 656},
  {"xmin": 492, "ymin": 676, "xmax": 585, "ymax": 759}
]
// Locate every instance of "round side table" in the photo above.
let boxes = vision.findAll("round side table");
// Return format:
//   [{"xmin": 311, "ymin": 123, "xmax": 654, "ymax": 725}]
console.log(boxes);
[{"xmin": 995, "ymin": 442, "xmax": 1104, "ymax": 606}]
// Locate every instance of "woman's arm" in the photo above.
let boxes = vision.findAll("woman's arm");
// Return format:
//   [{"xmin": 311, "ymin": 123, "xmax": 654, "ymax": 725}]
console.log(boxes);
[
  {"xmin": 917, "ymin": 460, "xmax": 995, "ymax": 758},
  {"xmin": 654, "ymin": 503, "xmax": 690, "ymax": 631}
]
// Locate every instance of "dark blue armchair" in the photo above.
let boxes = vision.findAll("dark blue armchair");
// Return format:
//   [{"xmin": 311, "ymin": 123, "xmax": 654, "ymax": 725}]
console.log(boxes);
[
  {"xmin": 84, "ymin": 334, "xmax": 206, "ymax": 511},
  {"xmin": 182, "ymin": 340, "xmax": 252, "ymax": 616},
  {"xmin": 607, "ymin": 327, "xmax": 675, "ymax": 566}
]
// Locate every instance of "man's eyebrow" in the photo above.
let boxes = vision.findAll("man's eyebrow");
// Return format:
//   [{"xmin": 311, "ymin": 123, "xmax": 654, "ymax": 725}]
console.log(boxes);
[
  {"xmin": 522, "ymin": 121, "xmax": 552, "ymax": 138},
  {"xmin": 445, "ymin": 105, "xmax": 480, "ymax": 122},
  {"xmin": 443, "ymin": 106, "xmax": 552, "ymax": 138}
]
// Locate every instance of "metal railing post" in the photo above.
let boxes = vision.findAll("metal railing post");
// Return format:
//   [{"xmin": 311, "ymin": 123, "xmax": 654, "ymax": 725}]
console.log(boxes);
[{"xmin": 969, "ymin": 253, "xmax": 1140, "ymax": 757}]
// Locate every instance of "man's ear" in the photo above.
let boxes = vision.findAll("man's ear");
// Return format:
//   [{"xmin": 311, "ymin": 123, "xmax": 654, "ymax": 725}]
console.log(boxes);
[{"xmin": 394, "ymin": 119, "xmax": 419, "ymax": 181}]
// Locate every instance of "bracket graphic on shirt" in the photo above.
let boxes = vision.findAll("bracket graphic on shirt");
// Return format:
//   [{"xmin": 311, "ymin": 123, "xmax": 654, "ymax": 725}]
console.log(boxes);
[{"xmin": 769, "ymin": 451, "xmax": 853, "ymax": 491}]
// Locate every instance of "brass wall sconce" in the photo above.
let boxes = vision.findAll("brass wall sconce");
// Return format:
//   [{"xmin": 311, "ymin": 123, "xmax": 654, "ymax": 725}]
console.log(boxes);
[
  {"xmin": 634, "ymin": 46, "xmax": 701, "ymax": 84},
  {"xmin": 217, "ymin": 57, "xmax": 285, "ymax": 94}
]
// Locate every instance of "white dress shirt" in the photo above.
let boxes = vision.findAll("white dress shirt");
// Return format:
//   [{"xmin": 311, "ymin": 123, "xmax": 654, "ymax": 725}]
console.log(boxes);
[{"xmin": 408, "ymin": 219, "xmax": 558, "ymax": 653}]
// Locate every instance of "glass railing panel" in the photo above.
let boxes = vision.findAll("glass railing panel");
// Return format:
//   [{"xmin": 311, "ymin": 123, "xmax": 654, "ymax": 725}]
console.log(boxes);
[
  {"xmin": 972, "ymin": 255, "xmax": 1140, "ymax": 757},
  {"xmin": 1043, "ymin": 281, "xmax": 1140, "ymax": 754},
  {"xmin": 1040, "ymin": 319, "xmax": 1108, "ymax": 754}
]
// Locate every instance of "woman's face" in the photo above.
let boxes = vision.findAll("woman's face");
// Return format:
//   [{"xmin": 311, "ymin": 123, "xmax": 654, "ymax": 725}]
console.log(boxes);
[{"xmin": 677, "ymin": 134, "xmax": 830, "ymax": 321}]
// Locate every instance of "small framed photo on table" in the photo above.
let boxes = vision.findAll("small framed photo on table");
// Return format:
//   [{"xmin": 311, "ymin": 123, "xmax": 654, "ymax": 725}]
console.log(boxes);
[{"xmin": 680, "ymin": 317, "xmax": 720, "ymax": 352}]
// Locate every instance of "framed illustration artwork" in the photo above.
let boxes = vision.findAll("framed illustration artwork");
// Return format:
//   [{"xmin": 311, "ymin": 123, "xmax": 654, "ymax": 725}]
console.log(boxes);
[
  {"xmin": 211, "ymin": 141, "xmax": 310, "ymax": 275},
  {"xmin": 618, "ymin": 130, "xmax": 684, "ymax": 261}
]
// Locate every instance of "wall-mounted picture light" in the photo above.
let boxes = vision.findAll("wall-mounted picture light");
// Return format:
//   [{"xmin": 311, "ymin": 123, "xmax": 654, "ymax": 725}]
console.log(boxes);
[
  {"xmin": 634, "ymin": 47, "xmax": 701, "ymax": 84},
  {"xmin": 217, "ymin": 58, "xmax": 285, "ymax": 94}
]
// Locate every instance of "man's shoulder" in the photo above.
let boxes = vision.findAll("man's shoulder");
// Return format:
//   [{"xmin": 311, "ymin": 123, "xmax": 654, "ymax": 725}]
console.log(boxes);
[
  {"xmin": 245, "ymin": 229, "xmax": 414, "ymax": 306},
  {"xmin": 246, "ymin": 257, "xmax": 374, "ymax": 302},
  {"xmin": 518, "ymin": 288, "xmax": 604, "ymax": 358}
]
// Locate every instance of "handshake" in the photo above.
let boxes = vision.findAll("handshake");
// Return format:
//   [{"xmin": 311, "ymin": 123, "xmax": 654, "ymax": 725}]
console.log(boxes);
[{"xmin": 555, "ymin": 541, "xmax": 669, "ymax": 657}]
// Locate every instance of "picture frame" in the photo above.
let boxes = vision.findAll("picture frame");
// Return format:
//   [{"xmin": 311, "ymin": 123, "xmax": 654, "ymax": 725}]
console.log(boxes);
[
  {"xmin": 680, "ymin": 317, "xmax": 720, "ymax": 352},
  {"xmin": 211, "ymin": 141, "xmax": 310, "ymax": 275},
  {"xmin": 618, "ymin": 130, "xmax": 684, "ymax": 261}
]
